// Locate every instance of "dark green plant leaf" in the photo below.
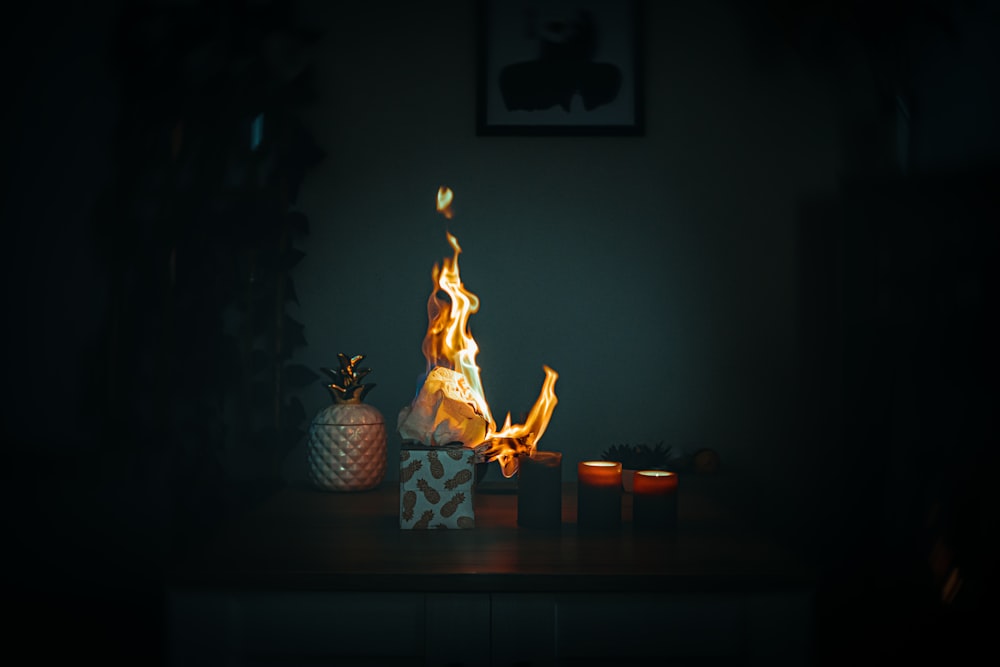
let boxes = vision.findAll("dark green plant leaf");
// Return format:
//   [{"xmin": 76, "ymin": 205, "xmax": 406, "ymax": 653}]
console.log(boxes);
[
  {"xmin": 248, "ymin": 426, "xmax": 277, "ymax": 452},
  {"xmin": 283, "ymin": 314, "xmax": 307, "ymax": 349},
  {"xmin": 285, "ymin": 210, "xmax": 309, "ymax": 236},
  {"xmin": 247, "ymin": 304, "xmax": 275, "ymax": 337},
  {"xmin": 250, "ymin": 379, "xmax": 275, "ymax": 411},
  {"xmin": 282, "ymin": 395, "xmax": 306, "ymax": 430},
  {"xmin": 283, "ymin": 62, "xmax": 322, "ymax": 108},
  {"xmin": 284, "ymin": 363, "xmax": 320, "ymax": 388},
  {"xmin": 281, "ymin": 247, "xmax": 306, "ymax": 271},
  {"xmin": 279, "ymin": 424, "xmax": 306, "ymax": 456},
  {"xmin": 283, "ymin": 277, "xmax": 299, "ymax": 305},
  {"xmin": 218, "ymin": 333, "xmax": 245, "ymax": 380},
  {"xmin": 249, "ymin": 348, "xmax": 270, "ymax": 376}
]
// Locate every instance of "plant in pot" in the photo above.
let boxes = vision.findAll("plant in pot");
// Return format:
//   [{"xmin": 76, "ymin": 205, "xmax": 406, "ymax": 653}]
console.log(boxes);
[
  {"xmin": 600, "ymin": 441, "xmax": 672, "ymax": 492},
  {"xmin": 93, "ymin": 0, "xmax": 327, "ymax": 548}
]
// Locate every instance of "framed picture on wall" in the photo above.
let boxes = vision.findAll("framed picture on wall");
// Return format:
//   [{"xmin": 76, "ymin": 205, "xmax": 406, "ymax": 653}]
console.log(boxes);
[{"xmin": 476, "ymin": 0, "xmax": 644, "ymax": 136}]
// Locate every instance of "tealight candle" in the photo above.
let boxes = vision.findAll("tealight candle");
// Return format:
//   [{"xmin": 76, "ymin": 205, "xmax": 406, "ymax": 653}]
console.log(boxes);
[
  {"xmin": 577, "ymin": 461, "xmax": 622, "ymax": 530},
  {"xmin": 632, "ymin": 470, "xmax": 678, "ymax": 531},
  {"xmin": 517, "ymin": 451, "xmax": 563, "ymax": 529}
]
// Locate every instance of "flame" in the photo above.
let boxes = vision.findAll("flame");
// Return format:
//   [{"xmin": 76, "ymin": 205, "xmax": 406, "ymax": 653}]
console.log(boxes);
[
  {"xmin": 484, "ymin": 364, "xmax": 559, "ymax": 477},
  {"xmin": 422, "ymin": 232, "xmax": 493, "ymax": 427},
  {"xmin": 422, "ymin": 190, "xmax": 558, "ymax": 477},
  {"xmin": 437, "ymin": 186, "xmax": 454, "ymax": 219}
]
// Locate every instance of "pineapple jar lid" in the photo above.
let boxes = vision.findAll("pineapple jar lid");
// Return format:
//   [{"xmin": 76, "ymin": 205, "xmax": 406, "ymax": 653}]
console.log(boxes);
[{"xmin": 313, "ymin": 353, "xmax": 385, "ymax": 425}]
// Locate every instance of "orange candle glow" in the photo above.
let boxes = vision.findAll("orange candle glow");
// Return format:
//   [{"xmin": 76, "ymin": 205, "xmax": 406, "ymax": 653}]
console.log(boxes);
[
  {"xmin": 578, "ymin": 461, "xmax": 623, "ymax": 488},
  {"xmin": 577, "ymin": 461, "xmax": 622, "ymax": 530},
  {"xmin": 632, "ymin": 470, "xmax": 678, "ymax": 531},
  {"xmin": 633, "ymin": 470, "xmax": 677, "ymax": 495}
]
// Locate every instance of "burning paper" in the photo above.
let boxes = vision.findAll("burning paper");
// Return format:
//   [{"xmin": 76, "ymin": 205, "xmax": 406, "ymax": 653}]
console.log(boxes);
[
  {"xmin": 397, "ymin": 367, "xmax": 489, "ymax": 448},
  {"xmin": 397, "ymin": 187, "xmax": 558, "ymax": 477}
]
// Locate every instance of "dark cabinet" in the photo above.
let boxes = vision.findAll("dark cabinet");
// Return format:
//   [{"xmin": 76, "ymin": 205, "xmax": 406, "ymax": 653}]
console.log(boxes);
[{"xmin": 167, "ymin": 482, "xmax": 814, "ymax": 665}]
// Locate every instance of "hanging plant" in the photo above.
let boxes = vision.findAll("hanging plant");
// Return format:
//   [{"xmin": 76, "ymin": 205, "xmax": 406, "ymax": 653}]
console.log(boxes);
[{"xmin": 96, "ymin": 0, "xmax": 326, "ymax": 546}]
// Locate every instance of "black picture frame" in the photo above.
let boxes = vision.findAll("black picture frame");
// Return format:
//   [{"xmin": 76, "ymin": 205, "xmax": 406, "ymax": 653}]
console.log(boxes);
[{"xmin": 476, "ymin": 0, "xmax": 644, "ymax": 136}]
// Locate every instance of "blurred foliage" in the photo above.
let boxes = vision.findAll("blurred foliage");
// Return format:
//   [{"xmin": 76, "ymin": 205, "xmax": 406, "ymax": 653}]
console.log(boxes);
[
  {"xmin": 600, "ymin": 441, "xmax": 672, "ymax": 470},
  {"xmin": 92, "ymin": 0, "xmax": 325, "ymax": 548}
]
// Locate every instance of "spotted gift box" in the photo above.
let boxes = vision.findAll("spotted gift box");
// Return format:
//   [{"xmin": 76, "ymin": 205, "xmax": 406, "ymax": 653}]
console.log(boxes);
[{"xmin": 399, "ymin": 443, "xmax": 475, "ymax": 529}]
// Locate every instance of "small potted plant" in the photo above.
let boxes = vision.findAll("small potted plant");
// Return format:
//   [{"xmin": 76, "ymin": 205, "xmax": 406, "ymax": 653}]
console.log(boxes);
[{"xmin": 600, "ymin": 441, "xmax": 672, "ymax": 492}]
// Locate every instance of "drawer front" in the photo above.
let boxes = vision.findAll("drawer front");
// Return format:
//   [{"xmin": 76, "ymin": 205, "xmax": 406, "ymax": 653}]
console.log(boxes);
[
  {"xmin": 168, "ymin": 591, "xmax": 424, "ymax": 665},
  {"xmin": 555, "ymin": 593, "xmax": 746, "ymax": 659}
]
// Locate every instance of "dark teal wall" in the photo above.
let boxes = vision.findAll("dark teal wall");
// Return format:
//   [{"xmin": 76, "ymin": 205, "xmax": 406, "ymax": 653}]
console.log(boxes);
[{"xmin": 283, "ymin": 1, "xmax": 848, "ymax": 487}]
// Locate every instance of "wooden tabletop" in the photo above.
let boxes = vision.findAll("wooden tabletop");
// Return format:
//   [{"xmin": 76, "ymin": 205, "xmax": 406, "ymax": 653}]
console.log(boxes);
[{"xmin": 169, "ymin": 476, "xmax": 813, "ymax": 594}]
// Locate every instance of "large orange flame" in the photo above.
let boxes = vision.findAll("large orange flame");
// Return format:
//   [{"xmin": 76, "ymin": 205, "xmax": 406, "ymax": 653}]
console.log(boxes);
[
  {"xmin": 423, "ymin": 188, "xmax": 558, "ymax": 477},
  {"xmin": 422, "ymin": 231, "xmax": 493, "ymax": 427}
]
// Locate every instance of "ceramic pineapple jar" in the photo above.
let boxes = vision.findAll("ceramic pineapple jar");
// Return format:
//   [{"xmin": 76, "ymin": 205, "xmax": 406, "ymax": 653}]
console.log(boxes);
[{"xmin": 307, "ymin": 353, "xmax": 387, "ymax": 492}]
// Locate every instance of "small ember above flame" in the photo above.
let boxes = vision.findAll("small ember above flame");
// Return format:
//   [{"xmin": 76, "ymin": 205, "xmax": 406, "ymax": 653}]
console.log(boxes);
[
  {"xmin": 403, "ymin": 187, "xmax": 558, "ymax": 478},
  {"xmin": 436, "ymin": 186, "xmax": 454, "ymax": 219}
]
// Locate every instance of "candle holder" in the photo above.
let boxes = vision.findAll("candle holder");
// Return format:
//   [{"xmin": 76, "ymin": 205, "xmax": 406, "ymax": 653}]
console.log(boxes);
[
  {"xmin": 517, "ymin": 451, "xmax": 563, "ymax": 529},
  {"xmin": 632, "ymin": 470, "xmax": 678, "ymax": 532},
  {"xmin": 577, "ymin": 461, "xmax": 622, "ymax": 530}
]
